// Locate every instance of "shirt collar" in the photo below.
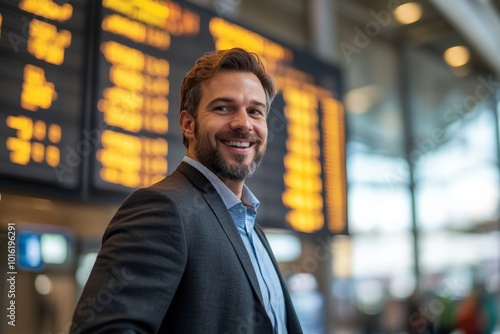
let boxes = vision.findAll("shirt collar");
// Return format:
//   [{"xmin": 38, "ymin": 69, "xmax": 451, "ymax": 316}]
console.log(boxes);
[{"xmin": 182, "ymin": 156, "xmax": 260, "ymax": 211}]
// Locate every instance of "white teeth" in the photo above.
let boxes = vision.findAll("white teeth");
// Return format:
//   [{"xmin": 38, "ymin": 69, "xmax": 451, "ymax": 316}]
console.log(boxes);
[{"xmin": 224, "ymin": 141, "xmax": 250, "ymax": 148}]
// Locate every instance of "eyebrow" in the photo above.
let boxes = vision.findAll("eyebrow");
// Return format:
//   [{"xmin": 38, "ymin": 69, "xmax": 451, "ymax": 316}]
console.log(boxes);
[{"xmin": 207, "ymin": 97, "xmax": 267, "ymax": 110}]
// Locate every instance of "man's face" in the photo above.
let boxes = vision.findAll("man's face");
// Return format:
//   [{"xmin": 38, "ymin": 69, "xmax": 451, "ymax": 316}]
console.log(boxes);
[{"xmin": 188, "ymin": 71, "xmax": 268, "ymax": 180}]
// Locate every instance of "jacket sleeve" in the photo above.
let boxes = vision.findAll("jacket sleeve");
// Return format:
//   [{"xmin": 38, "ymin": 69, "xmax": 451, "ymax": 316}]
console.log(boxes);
[{"xmin": 70, "ymin": 187, "xmax": 187, "ymax": 334}]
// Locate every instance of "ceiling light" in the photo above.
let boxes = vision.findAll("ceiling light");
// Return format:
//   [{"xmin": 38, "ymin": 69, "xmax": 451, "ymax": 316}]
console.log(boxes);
[
  {"xmin": 394, "ymin": 2, "xmax": 423, "ymax": 25},
  {"xmin": 444, "ymin": 46, "xmax": 470, "ymax": 67}
]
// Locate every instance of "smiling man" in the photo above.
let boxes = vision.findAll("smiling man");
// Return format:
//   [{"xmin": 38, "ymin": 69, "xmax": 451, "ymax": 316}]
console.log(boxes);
[{"xmin": 71, "ymin": 48, "xmax": 303, "ymax": 334}]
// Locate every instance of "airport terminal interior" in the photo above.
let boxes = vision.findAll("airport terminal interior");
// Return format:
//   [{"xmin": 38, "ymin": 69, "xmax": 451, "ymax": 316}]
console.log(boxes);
[{"xmin": 0, "ymin": 0, "xmax": 499, "ymax": 333}]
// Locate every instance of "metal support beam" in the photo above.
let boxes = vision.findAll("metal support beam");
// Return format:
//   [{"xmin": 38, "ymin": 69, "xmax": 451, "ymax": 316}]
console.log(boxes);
[
  {"xmin": 308, "ymin": 0, "xmax": 338, "ymax": 63},
  {"xmin": 429, "ymin": 0, "xmax": 500, "ymax": 77}
]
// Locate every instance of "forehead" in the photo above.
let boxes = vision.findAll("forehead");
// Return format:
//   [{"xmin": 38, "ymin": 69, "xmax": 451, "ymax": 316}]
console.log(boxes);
[{"xmin": 200, "ymin": 71, "xmax": 266, "ymax": 102}]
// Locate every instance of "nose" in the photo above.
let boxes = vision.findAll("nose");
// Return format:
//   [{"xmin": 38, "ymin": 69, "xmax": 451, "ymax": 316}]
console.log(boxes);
[{"xmin": 229, "ymin": 109, "xmax": 252, "ymax": 132}]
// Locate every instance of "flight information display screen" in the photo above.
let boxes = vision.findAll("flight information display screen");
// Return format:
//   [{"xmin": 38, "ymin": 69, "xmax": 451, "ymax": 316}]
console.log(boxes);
[
  {"xmin": 0, "ymin": 0, "xmax": 88, "ymax": 188},
  {"xmin": 0, "ymin": 0, "xmax": 347, "ymax": 234}
]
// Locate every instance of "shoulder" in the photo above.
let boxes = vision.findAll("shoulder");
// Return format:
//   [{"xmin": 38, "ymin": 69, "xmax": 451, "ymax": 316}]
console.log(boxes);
[
  {"xmin": 103, "ymin": 170, "xmax": 193, "ymax": 240},
  {"xmin": 117, "ymin": 165, "xmax": 218, "ymax": 217}
]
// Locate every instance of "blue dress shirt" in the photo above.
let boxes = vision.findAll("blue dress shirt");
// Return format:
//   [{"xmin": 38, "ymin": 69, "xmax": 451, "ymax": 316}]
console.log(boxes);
[{"xmin": 183, "ymin": 157, "xmax": 287, "ymax": 333}]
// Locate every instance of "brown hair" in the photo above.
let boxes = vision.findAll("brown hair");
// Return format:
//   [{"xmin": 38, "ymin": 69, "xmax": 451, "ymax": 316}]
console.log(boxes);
[{"xmin": 180, "ymin": 48, "xmax": 277, "ymax": 147}]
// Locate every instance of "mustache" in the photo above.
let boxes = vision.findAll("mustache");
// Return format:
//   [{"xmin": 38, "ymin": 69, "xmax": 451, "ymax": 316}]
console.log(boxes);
[{"xmin": 216, "ymin": 131, "xmax": 262, "ymax": 143}]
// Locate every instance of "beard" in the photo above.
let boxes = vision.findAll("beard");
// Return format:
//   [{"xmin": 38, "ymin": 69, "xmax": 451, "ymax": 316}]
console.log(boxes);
[{"xmin": 194, "ymin": 125, "xmax": 266, "ymax": 180}]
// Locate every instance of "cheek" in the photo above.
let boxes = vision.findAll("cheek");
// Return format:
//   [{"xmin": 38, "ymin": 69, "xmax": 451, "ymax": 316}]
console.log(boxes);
[
  {"xmin": 197, "ymin": 120, "xmax": 216, "ymax": 139},
  {"xmin": 206, "ymin": 125, "xmax": 222, "ymax": 147},
  {"xmin": 258, "ymin": 123, "xmax": 268, "ymax": 141}
]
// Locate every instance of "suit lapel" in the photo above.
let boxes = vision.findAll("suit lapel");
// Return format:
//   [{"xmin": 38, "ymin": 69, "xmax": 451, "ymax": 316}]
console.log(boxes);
[{"xmin": 176, "ymin": 162, "xmax": 266, "ymax": 306}]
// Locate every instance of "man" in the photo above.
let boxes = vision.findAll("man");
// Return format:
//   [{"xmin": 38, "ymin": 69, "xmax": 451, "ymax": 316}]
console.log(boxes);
[{"xmin": 71, "ymin": 48, "xmax": 303, "ymax": 334}]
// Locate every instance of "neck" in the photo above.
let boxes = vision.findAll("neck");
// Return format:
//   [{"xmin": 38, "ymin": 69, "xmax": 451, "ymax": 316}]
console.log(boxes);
[{"xmin": 218, "ymin": 177, "xmax": 244, "ymax": 199}]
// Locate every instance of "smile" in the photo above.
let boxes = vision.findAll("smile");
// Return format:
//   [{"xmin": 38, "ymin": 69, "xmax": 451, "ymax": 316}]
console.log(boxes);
[{"xmin": 222, "ymin": 140, "xmax": 252, "ymax": 148}]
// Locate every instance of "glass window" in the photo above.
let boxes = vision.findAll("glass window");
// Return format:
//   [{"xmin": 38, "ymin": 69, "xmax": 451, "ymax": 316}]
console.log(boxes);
[
  {"xmin": 412, "ymin": 74, "xmax": 500, "ymax": 231},
  {"xmin": 409, "ymin": 46, "xmax": 500, "ymax": 305},
  {"xmin": 349, "ymin": 183, "xmax": 412, "ymax": 233}
]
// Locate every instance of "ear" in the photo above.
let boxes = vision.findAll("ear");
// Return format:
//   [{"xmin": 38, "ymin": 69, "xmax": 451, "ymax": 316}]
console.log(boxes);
[{"xmin": 180, "ymin": 110, "xmax": 195, "ymax": 141}]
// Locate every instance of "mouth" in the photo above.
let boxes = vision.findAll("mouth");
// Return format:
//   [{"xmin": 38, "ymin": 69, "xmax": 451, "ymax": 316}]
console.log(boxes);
[{"xmin": 221, "ymin": 140, "xmax": 254, "ymax": 149}]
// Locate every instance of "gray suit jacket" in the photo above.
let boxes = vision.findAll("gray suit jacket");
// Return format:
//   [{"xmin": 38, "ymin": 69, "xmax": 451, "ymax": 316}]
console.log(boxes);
[{"xmin": 71, "ymin": 162, "xmax": 303, "ymax": 334}]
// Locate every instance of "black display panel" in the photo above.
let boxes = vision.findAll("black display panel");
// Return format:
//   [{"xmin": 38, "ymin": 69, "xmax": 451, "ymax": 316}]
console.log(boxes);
[{"xmin": 0, "ymin": 0, "xmax": 88, "ymax": 188}]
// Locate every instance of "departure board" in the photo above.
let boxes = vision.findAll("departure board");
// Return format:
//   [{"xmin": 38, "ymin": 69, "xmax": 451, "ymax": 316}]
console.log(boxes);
[
  {"xmin": 0, "ymin": 0, "xmax": 347, "ymax": 234},
  {"xmin": 92, "ymin": 0, "xmax": 201, "ymax": 192},
  {"xmin": 0, "ymin": 0, "xmax": 88, "ymax": 188}
]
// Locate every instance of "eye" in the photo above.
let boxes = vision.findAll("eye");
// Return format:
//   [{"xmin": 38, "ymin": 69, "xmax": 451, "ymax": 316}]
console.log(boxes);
[
  {"xmin": 214, "ymin": 106, "xmax": 229, "ymax": 112},
  {"xmin": 248, "ymin": 108, "xmax": 265, "ymax": 117}
]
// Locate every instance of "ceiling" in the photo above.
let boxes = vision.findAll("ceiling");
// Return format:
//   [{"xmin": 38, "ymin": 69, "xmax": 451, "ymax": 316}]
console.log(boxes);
[{"xmin": 340, "ymin": 0, "xmax": 500, "ymax": 77}]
